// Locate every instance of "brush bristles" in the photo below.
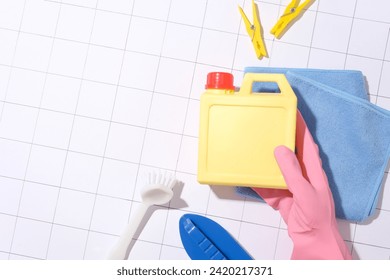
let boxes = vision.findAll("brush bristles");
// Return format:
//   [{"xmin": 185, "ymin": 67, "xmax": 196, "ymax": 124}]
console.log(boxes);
[{"xmin": 147, "ymin": 171, "xmax": 177, "ymax": 189}]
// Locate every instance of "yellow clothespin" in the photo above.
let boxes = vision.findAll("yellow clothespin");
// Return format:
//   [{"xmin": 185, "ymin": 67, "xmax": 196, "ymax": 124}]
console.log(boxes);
[
  {"xmin": 271, "ymin": 0, "xmax": 315, "ymax": 39},
  {"xmin": 238, "ymin": 0, "xmax": 268, "ymax": 59}
]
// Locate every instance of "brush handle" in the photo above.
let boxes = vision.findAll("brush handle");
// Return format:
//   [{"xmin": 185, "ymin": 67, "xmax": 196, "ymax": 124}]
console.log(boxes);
[{"xmin": 107, "ymin": 203, "xmax": 150, "ymax": 260}]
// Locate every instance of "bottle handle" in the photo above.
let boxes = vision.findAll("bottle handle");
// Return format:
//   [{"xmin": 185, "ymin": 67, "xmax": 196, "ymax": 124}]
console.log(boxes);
[{"xmin": 238, "ymin": 73, "xmax": 294, "ymax": 96}]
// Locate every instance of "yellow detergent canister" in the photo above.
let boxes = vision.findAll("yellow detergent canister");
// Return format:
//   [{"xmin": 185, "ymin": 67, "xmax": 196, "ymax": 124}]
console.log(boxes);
[{"xmin": 197, "ymin": 72, "xmax": 297, "ymax": 189}]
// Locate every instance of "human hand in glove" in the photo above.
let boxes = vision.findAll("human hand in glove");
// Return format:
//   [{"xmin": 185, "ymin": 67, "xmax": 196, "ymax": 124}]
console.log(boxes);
[{"xmin": 253, "ymin": 111, "xmax": 352, "ymax": 260}]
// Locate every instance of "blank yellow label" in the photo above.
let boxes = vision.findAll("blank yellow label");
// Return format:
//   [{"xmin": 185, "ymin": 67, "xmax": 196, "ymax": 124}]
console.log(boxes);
[{"xmin": 198, "ymin": 73, "xmax": 297, "ymax": 189}]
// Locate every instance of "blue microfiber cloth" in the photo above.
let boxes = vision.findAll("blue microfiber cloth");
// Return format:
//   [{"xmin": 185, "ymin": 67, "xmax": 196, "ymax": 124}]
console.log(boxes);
[{"xmin": 236, "ymin": 67, "xmax": 390, "ymax": 222}]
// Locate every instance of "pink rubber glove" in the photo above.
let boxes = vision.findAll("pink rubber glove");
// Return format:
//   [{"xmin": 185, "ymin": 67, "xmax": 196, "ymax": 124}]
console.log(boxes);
[{"xmin": 253, "ymin": 112, "xmax": 352, "ymax": 260}]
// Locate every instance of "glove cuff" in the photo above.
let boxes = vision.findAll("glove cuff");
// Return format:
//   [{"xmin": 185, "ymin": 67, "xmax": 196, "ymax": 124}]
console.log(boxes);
[{"xmin": 289, "ymin": 223, "xmax": 352, "ymax": 260}]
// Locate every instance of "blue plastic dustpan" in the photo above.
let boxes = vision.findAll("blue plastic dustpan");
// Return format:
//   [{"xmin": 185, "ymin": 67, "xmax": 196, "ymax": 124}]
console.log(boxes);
[{"xmin": 179, "ymin": 214, "xmax": 253, "ymax": 260}]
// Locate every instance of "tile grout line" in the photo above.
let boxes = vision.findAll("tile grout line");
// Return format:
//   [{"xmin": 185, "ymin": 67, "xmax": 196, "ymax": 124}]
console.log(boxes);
[
  {"xmin": 4, "ymin": 0, "xmax": 35, "ymax": 260},
  {"xmin": 157, "ymin": 0, "xmax": 210, "ymax": 260},
  {"xmin": 0, "ymin": 0, "xmax": 28, "ymax": 123},
  {"xmin": 343, "ymin": 0, "xmax": 358, "ymax": 70},
  {"xmin": 1, "ymin": 0, "xmax": 389, "ymax": 261},
  {"xmin": 45, "ymin": 0, "xmax": 390, "ymax": 26},
  {"xmin": 7, "ymin": 0, "xmax": 61, "ymax": 260},
  {"xmin": 81, "ymin": 0, "xmax": 137, "ymax": 260},
  {"xmin": 118, "ymin": 0, "xmax": 175, "ymax": 260},
  {"xmin": 42, "ymin": 0, "xmax": 100, "ymax": 260},
  {"xmin": 306, "ymin": 0, "xmax": 320, "ymax": 67},
  {"xmin": 374, "ymin": 26, "xmax": 390, "ymax": 104}
]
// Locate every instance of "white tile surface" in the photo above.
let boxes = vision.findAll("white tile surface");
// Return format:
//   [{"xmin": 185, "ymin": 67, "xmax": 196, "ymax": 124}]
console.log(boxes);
[
  {"xmin": 0, "ymin": 0, "xmax": 25, "ymax": 30},
  {"xmin": 62, "ymin": 0, "xmax": 97, "ymax": 8},
  {"xmin": 130, "ymin": 203, "xmax": 168, "ymax": 244},
  {"xmin": 0, "ymin": 139, "xmax": 30, "ymax": 180},
  {"xmin": 0, "ymin": 29, "xmax": 18, "ymax": 65},
  {"xmin": 76, "ymin": 80, "xmax": 116, "ymax": 120},
  {"xmin": 312, "ymin": 13, "xmax": 353, "ymax": 53},
  {"xmin": 168, "ymin": 0, "xmax": 207, "ymax": 27},
  {"xmin": 18, "ymin": 182, "xmax": 59, "ymax": 222},
  {"xmin": 11, "ymin": 218, "xmax": 51, "ymax": 259},
  {"xmin": 91, "ymin": 10, "xmax": 130, "ymax": 49},
  {"xmin": 41, "ymin": 74, "xmax": 81, "ymax": 114},
  {"xmin": 97, "ymin": 0, "xmax": 134, "ymax": 14},
  {"xmin": 97, "ymin": 158, "xmax": 138, "ymax": 200},
  {"xmin": 33, "ymin": 110, "xmax": 73, "ymax": 149},
  {"xmin": 20, "ymin": 0, "xmax": 60, "ymax": 37},
  {"xmin": 386, "ymin": 33, "xmax": 390, "ymax": 61},
  {"xmin": 1, "ymin": 0, "xmax": 390, "ymax": 261},
  {"xmin": 183, "ymin": 99, "xmax": 200, "ymax": 137},
  {"xmin": 6, "ymin": 68, "xmax": 46, "ymax": 107},
  {"xmin": 56, "ymin": 5, "xmax": 95, "ymax": 43},
  {"xmin": 170, "ymin": 172, "xmax": 210, "ymax": 214},
  {"xmin": 90, "ymin": 195, "xmax": 132, "ymax": 235},
  {"xmin": 119, "ymin": 52, "xmax": 159, "ymax": 91},
  {"xmin": 0, "ymin": 66, "xmax": 10, "ymax": 101},
  {"xmin": 47, "ymin": 225, "xmax": 89, "ymax": 260},
  {"xmin": 155, "ymin": 58, "xmax": 195, "ymax": 98},
  {"xmin": 105, "ymin": 122, "xmax": 145, "ymax": 162},
  {"xmin": 274, "ymin": 228, "xmax": 293, "ymax": 259},
  {"xmin": 318, "ymin": 0, "xmax": 357, "ymax": 17},
  {"xmin": 377, "ymin": 96, "xmax": 390, "ymax": 111},
  {"xmin": 377, "ymin": 173, "xmax": 390, "ymax": 211},
  {"xmin": 13, "ymin": 33, "xmax": 52, "ymax": 72},
  {"xmin": 140, "ymin": 129, "xmax": 181, "ymax": 170},
  {"xmin": 0, "ymin": 103, "xmax": 39, "ymax": 142},
  {"xmin": 25, "ymin": 145, "xmax": 67, "ymax": 186},
  {"xmin": 197, "ymin": 29, "xmax": 237, "ymax": 68},
  {"xmin": 355, "ymin": 0, "xmax": 390, "ymax": 23},
  {"xmin": 126, "ymin": 17, "xmax": 166, "ymax": 56},
  {"xmin": 238, "ymin": 221, "xmax": 279, "ymax": 259},
  {"xmin": 69, "ymin": 116, "xmax": 110, "ymax": 156},
  {"xmin": 352, "ymin": 242, "xmax": 390, "ymax": 260},
  {"xmin": 162, "ymin": 208, "xmax": 186, "ymax": 247},
  {"xmin": 355, "ymin": 210, "xmax": 390, "ymax": 248},
  {"xmin": 308, "ymin": 48, "xmax": 347, "ymax": 69},
  {"xmin": 84, "ymin": 45, "xmax": 124, "ymax": 84},
  {"xmin": 128, "ymin": 239, "xmax": 161, "ymax": 260},
  {"xmin": 62, "ymin": 152, "xmax": 103, "ymax": 193},
  {"xmin": 379, "ymin": 61, "xmax": 390, "ymax": 99},
  {"xmin": 0, "ymin": 177, "xmax": 23, "ymax": 216},
  {"xmin": 345, "ymin": 55, "xmax": 383, "ymax": 95},
  {"xmin": 162, "ymin": 23, "xmax": 202, "ymax": 62},
  {"xmin": 242, "ymin": 198, "xmax": 281, "ymax": 228},
  {"xmin": 160, "ymin": 245, "xmax": 189, "ymax": 260},
  {"xmin": 177, "ymin": 136, "xmax": 198, "ymax": 174},
  {"xmin": 0, "ymin": 214, "xmax": 16, "ymax": 252},
  {"xmin": 49, "ymin": 39, "xmax": 89, "ymax": 78},
  {"xmin": 133, "ymin": 0, "xmax": 170, "ymax": 21},
  {"xmin": 148, "ymin": 93, "xmax": 187, "ymax": 134},
  {"xmin": 84, "ymin": 231, "xmax": 116, "ymax": 260},
  {"xmin": 270, "ymin": 42, "xmax": 310, "ymax": 68},
  {"xmin": 54, "ymin": 188, "xmax": 95, "ymax": 229},
  {"xmin": 204, "ymin": 0, "xmax": 242, "ymax": 33},
  {"xmin": 348, "ymin": 19, "xmax": 389, "ymax": 60},
  {"xmin": 207, "ymin": 186, "xmax": 245, "ymax": 221},
  {"xmin": 112, "ymin": 87, "xmax": 152, "ymax": 127}
]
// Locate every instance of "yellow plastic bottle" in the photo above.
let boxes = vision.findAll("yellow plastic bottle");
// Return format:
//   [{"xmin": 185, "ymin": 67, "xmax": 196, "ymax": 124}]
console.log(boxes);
[{"xmin": 197, "ymin": 72, "xmax": 297, "ymax": 189}]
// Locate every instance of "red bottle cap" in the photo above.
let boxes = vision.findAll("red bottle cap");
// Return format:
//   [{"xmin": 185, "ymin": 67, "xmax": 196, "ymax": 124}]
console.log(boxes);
[{"xmin": 205, "ymin": 72, "xmax": 235, "ymax": 90}]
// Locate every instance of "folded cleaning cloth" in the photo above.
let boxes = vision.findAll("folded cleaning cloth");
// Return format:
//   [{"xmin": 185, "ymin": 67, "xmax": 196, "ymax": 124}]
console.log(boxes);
[{"xmin": 236, "ymin": 67, "xmax": 390, "ymax": 222}]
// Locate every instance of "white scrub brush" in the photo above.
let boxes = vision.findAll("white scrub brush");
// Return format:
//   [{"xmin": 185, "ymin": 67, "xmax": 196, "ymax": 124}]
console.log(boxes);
[{"xmin": 107, "ymin": 172, "xmax": 177, "ymax": 260}]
